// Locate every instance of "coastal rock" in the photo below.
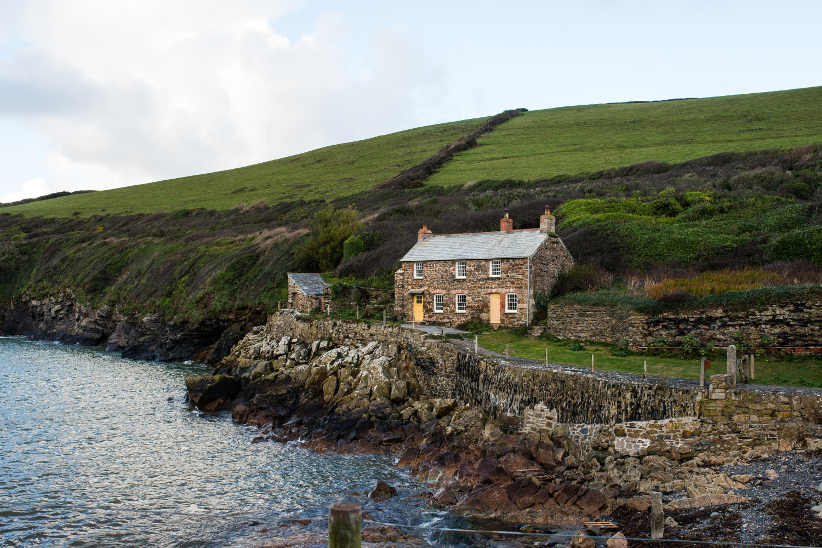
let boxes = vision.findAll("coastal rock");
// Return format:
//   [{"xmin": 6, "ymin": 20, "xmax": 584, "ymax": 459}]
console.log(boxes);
[
  {"xmin": 369, "ymin": 481, "xmax": 397, "ymax": 500},
  {"xmin": 185, "ymin": 374, "xmax": 240, "ymax": 408}
]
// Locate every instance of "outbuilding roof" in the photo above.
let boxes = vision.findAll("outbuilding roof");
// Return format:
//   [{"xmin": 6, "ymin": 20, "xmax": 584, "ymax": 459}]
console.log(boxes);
[
  {"xmin": 287, "ymin": 273, "xmax": 328, "ymax": 295},
  {"xmin": 400, "ymin": 229, "xmax": 548, "ymax": 262}
]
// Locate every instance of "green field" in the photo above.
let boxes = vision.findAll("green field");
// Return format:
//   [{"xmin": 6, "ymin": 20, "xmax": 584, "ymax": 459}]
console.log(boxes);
[
  {"xmin": 477, "ymin": 329, "xmax": 822, "ymax": 389},
  {"xmin": 3, "ymin": 86, "xmax": 822, "ymax": 219},
  {"xmin": 0, "ymin": 117, "xmax": 487, "ymax": 218},
  {"xmin": 428, "ymin": 86, "xmax": 822, "ymax": 186}
]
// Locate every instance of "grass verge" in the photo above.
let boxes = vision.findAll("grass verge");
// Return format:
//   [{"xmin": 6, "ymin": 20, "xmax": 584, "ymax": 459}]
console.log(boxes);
[{"xmin": 477, "ymin": 328, "xmax": 822, "ymax": 389}]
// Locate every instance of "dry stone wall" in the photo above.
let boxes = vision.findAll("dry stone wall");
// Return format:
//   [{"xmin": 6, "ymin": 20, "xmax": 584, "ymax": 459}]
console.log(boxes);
[
  {"xmin": 544, "ymin": 299, "xmax": 822, "ymax": 352},
  {"xmin": 452, "ymin": 353, "xmax": 700, "ymax": 425}
]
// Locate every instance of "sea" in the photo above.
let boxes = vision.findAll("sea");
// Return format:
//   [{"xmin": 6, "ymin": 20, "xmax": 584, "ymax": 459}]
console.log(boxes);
[{"xmin": 0, "ymin": 337, "xmax": 464, "ymax": 547}]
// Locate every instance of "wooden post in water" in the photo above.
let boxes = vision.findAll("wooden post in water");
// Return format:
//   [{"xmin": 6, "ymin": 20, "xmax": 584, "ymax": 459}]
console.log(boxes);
[
  {"xmin": 699, "ymin": 357, "xmax": 706, "ymax": 387},
  {"xmin": 329, "ymin": 502, "xmax": 362, "ymax": 548}
]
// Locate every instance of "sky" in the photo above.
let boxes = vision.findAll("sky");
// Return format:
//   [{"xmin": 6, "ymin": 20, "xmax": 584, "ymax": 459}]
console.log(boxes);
[{"xmin": 0, "ymin": 0, "xmax": 820, "ymax": 203}]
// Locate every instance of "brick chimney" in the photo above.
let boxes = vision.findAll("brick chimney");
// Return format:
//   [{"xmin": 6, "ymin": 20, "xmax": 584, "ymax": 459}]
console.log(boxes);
[
  {"xmin": 500, "ymin": 209, "xmax": 513, "ymax": 232},
  {"xmin": 417, "ymin": 225, "xmax": 432, "ymax": 240},
  {"xmin": 540, "ymin": 206, "xmax": 556, "ymax": 233}
]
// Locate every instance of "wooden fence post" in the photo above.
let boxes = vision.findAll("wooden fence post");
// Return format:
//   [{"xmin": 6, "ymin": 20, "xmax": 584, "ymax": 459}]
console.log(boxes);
[
  {"xmin": 474, "ymin": 334, "xmax": 478, "ymax": 354},
  {"xmin": 591, "ymin": 354, "xmax": 594, "ymax": 372},
  {"xmin": 545, "ymin": 347, "xmax": 548, "ymax": 366},
  {"xmin": 329, "ymin": 502, "xmax": 361, "ymax": 548},
  {"xmin": 750, "ymin": 353, "xmax": 755, "ymax": 380}
]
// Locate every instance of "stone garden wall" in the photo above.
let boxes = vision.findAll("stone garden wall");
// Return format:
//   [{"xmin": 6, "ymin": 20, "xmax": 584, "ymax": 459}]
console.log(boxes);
[{"xmin": 543, "ymin": 299, "xmax": 822, "ymax": 353}]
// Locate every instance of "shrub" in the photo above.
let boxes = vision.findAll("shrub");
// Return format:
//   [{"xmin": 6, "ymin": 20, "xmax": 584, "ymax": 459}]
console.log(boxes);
[
  {"xmin": 552, "ymin": 263, "xmax": 615, "ymax": 296},
  {"xmin": 295, "ymin": 207, "xmax": 360, "ymax": 271},
  {"xmin": 569, "ymin": 343, "xmax": 585, "ymax": 351}
]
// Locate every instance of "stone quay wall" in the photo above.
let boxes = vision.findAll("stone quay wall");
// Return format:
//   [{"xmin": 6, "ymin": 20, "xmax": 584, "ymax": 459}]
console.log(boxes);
[
  {"xmin": 451, "ymin": 353, "xmax": 701, "ymax": 425},
  {"xmin": 543, "ymin": 298, "xmax": 822, "ymax": 352},
  {"xmin": 264, "ymin": 313, "xmax": 822, "ymax": 452},
  {"xmin": 263, "ymin": 312, "xmax": 459, "ymax": 398}
]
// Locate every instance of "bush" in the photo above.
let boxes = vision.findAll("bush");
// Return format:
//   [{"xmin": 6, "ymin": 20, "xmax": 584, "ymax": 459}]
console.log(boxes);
[
  {"xmin": 296, "ymin": 207, "xmax": 360, "ymax": 271},
  {"xmin": 552, "ymin": 263, "xmax": 615, "ymax": 296},
  {"xmin": 569, "ymin": 343, "xmax": 585, "ymax": 351}
]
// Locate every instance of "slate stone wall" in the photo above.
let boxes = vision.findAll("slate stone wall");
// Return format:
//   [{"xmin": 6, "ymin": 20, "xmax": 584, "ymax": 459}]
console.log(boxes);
[
  {"xmin": 544, "ymin": 299, "xmax": 822, "ymax": 353},
  {"xmin": 265, "ymin": 313, "xmax": 822, "ymax": 438},
  {"xmin": 451, "ymin": 353, "xmax": 700, "ymax": 425}
]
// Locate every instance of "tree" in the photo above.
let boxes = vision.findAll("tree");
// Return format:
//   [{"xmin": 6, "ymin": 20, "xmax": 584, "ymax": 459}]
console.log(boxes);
[{"xmin": 296, "ymin": 207, "xmax": 360, "ymax": 271}]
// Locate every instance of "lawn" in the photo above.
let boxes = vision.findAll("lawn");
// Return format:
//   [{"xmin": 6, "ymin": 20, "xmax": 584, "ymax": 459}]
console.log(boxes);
[
  {"xmin": 477, "ymin": 329, "xmax": 822, "ymax": 389},
  {"xmin": 428, "ymin": 86, "xmax": 822, "ymax": 186}
]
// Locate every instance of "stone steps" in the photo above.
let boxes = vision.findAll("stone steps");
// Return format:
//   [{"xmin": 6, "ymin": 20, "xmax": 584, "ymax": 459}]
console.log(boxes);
[{"xmin": 526, "ymin": 325, "xmax": 545, "ymax": 339}]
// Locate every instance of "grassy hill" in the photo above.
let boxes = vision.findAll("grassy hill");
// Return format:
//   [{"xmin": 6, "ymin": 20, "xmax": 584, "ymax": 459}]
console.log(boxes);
[
  {"xmin": 427, "ymin": 86, "xmax": 822, "ymax": 187},
  {"xmin": 0, "ymin": 117, "xmax": 488, "ymax": 218},
  {"xmin": 3, "ymin": 86, "xmax": 822, "ymax": 218}
]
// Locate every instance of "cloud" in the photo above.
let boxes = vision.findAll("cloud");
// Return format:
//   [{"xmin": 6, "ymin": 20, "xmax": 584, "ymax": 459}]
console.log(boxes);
[
  {"xmin": 0, "ymin": 1, "xmax": 465, "ymax": 193},
  {"xmin": 1, "ymin": 176, "xmax": 51, "ymax": 202}
]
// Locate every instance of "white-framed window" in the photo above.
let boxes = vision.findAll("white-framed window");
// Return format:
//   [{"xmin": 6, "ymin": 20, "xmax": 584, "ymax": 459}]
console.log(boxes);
[
  {"xmin": 455, "ymin": 260, "xmax": 466, "ymax": 279},
  {"xmin": 434, "ymin": 294, "xmax": 444, "ymax": 313},
  {"xmin": 490, "ymin": 259, "xmax": 501, "ymax": 277},
  {"xmin": 414, "ymin": 262, "xmax": 424, "ymax": 278},
  {"xmin": 456, "ymin": 294, "xmax": 467, "ymax": 313},
  {"xmin": 506, "ymin": 293, "xmax": 518, "ymax": 313}
]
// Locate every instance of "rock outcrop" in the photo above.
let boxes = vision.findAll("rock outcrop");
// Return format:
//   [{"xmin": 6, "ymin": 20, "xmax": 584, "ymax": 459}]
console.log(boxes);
[{"xmin": 0, "ymin": 292, "xmax": 264, "ymax": 363}]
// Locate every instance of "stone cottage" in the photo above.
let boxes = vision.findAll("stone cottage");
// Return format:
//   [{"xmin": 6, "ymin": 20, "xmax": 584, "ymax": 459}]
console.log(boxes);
[
  {"xmin": 394, "ymin": 208, "xmax": 574, "ymax": 327},
  {"xmin": 287, "ymin": 273, "xmax": 330, "ymax": 313}
]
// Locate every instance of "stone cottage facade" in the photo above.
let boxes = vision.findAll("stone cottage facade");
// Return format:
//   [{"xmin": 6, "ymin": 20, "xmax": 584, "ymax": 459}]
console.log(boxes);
[
  {"xmin": 395, "ymin": 208, "xmax": 574, "ymax": 327},
  {"xmin": 287, "ymin": 273, "xmax": 330, "ymax": 313}
]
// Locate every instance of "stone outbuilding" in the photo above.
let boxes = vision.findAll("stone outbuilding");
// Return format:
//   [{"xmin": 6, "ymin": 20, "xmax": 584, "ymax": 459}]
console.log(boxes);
[
  {"xmin": 287, "ymin": 273, "xmax": 330, "ymax": 313},
  {"xmin": 394, "ymin": 208, "xmax": 574, "ymax": 327}
]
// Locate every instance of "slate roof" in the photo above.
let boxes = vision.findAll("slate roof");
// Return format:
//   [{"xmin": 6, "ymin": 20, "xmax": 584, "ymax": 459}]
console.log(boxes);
[
  {"xmin": 287, "ymin": 273, "xmax": 328, "ymax": 295},
  {"xmin": 400, "ymin": 229, "xmax": 548, "ymax": 262}
]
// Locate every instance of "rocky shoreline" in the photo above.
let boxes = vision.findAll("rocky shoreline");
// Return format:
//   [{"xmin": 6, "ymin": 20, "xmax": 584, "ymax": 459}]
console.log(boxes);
[
  {"xmin": 0, "ymin": 293, "xmax": 264, "ymax": 363},
  {"xmin": 185, "ymin": 311, "xmax": 822, "ymax": 545}
]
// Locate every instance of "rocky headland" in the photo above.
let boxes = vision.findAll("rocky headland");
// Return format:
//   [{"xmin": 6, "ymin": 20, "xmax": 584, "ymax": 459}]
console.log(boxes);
[{"xmin": 185, "ymin": 311, "xmax": 822, "ymax": 544}]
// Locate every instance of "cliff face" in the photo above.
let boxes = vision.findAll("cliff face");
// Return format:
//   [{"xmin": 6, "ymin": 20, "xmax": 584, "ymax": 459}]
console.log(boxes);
[{"xmin": 0, "ymin": 294, "xmax": 263, "ymax": 363}]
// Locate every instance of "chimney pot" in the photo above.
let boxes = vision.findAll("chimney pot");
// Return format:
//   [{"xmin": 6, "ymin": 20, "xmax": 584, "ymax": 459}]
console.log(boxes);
[
  {"xmin": 540, "ymin": 207, "xmax": 556, "ymax": 234},
  {"xmin": 417, "ymin": 225, "xmax": 433, "ymax": 241},
  {"xmin": 500, "ymin": 211, "xmax": 513, "ymax": 232}
]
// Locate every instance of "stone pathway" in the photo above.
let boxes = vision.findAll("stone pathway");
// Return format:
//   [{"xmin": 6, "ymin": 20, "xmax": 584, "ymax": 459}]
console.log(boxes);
[{"xmin": 400, "ymin": 323, "xmax": 469, "ymax": 335}]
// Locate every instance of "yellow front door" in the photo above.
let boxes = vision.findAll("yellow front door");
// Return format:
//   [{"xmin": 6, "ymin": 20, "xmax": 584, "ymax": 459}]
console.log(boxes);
[
  {"xmin": 489, "ymin": 293, "xmax": 500, "ymax": 324},
  {"xmin": 413, "ymin": 295, "xmax": 424, "ymax": 322}
]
